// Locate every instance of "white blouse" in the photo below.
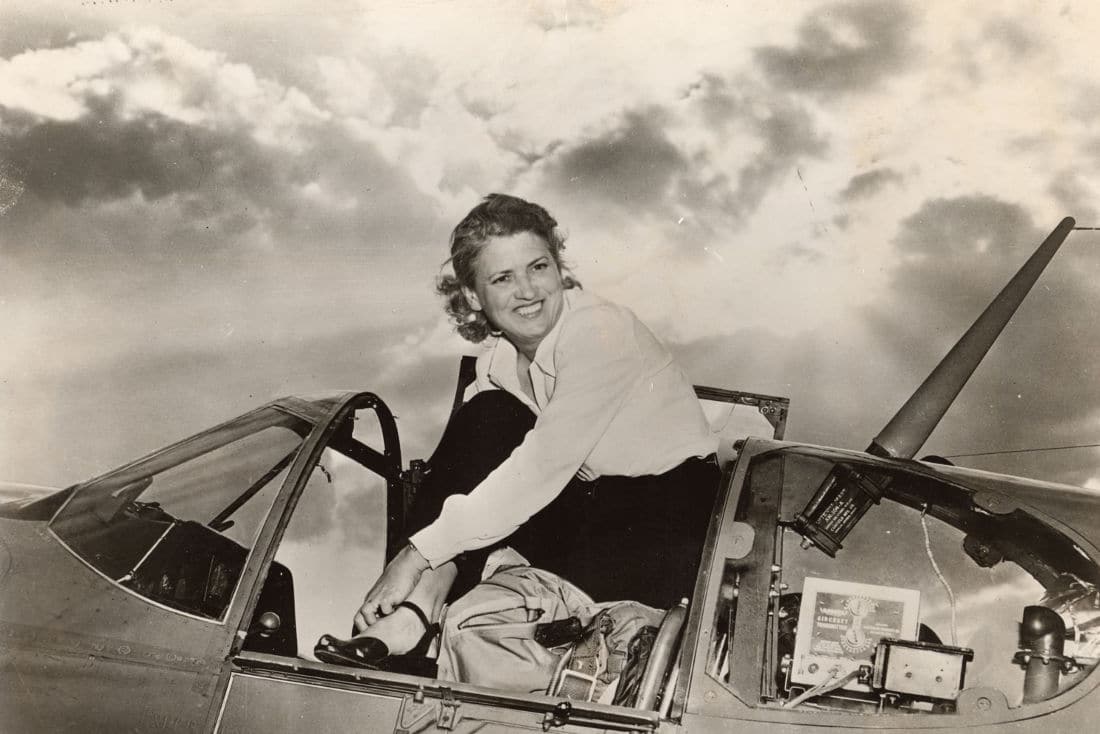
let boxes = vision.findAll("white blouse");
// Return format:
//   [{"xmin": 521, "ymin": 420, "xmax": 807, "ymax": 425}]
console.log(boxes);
[{"xmin": 410, "ymin": 289, "xmax": 716, "ymax": 568}]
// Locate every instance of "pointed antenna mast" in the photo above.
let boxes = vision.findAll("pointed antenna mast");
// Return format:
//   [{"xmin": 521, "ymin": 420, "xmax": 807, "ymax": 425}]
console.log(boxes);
[{"xmin": 867, "ymin": 217, "xmax": 1076, "ymax": 460}]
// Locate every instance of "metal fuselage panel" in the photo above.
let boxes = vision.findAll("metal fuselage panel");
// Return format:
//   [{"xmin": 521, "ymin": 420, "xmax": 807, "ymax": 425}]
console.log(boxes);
[
  {"xmin": 216, "ymin": 675, "xmax": 404, "ymax": 733},
  {"xmin": 220, "ymin": 653, "xmax": 663, "ymax": 734},
  {"xmin": 216, "ymin": 675, "xmax": 571, "ymax": 734},
  {"xmin": 0, "ymin": 519, "xmax": 226, "ymax": 732}
]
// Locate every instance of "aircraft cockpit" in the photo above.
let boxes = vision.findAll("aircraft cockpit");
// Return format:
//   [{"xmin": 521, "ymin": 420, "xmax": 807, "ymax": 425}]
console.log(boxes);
[
  {"xmin": 6, "ymin": 219, "xmax": 1099, "ymax": 732},
  {"xmin": 45, "ymin": 406, "xmax": 315, "ymax": 656},
  {"xmin": 11, "ymin": 384, "xmax": 1099, "ymax": 732},
  {"xmin": 703, "ymin": 442, "xmax": 1100, "ymax": 721},
  {"xmin": 28, "ymin": 390, "xmax": 1100, "ymax": 731}
]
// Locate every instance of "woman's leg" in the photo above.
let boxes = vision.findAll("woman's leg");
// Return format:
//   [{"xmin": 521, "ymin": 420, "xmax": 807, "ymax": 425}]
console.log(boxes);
[
  {"xmin": 407, "ymin": 390, "xmax": 535, "ymax": 601},
  {"xmin": 353, "ymin": 562, "xmax": 457, "ymax": 653},
  {"xmin": 546, "ymin": 456, "xmax": 720, "ymax": 607},
  {"xmin": 352, "ymin": 390, "xmax": 535, "ymax": 649}
]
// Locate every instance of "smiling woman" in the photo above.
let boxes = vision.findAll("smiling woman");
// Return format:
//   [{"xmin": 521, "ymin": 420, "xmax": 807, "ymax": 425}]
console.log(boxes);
[
  {"xmin": 314, "ymin": 194, "xmax": 721, "ymax": 695},
  {"xmin": 460, "ymin": 231, "xmax": 567, "ymax": 365},
  {"xmin": 437, "ymin": 194, "xmax": 580, "ymax": 346}
]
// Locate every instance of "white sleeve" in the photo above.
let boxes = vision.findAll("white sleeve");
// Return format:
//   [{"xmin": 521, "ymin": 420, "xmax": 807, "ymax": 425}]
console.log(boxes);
[{"xmin": 410, "ymin": 304, "xmax": 642, "ymax": 567}]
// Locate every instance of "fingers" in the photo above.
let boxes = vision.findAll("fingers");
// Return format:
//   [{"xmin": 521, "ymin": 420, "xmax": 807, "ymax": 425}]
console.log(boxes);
[
  {"xmin": 352, "ymin": 546, "xmax": 426, "ymax": 634},
  {"xmin": 359, "ymin": 601, "xmax": 379, "ymax": 629},
  {"xmin": 354, "ymin": 592, "xmax": 392, "ymax": 631}
]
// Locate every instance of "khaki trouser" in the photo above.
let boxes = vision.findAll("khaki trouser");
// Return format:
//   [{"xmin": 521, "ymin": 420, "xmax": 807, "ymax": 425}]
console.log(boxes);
[{"xmin": 436, "ymin": 564, "xmax": 599, "ymax": 692}]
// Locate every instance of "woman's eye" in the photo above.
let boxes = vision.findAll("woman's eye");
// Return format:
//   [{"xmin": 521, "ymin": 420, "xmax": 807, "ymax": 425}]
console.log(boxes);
[
  {"xmin": 532, "ymin": 261, "xmax": 549, "ymax": 271},
  {"xmin": 491, "ymin": 274, "xmax": 511, "ymax": 285}
]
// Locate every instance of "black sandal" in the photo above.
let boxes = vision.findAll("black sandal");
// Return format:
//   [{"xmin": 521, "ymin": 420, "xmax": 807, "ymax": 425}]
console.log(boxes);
[{"xmin": 314, "ymin": 601, "xmax": 440, "ymax": 676}]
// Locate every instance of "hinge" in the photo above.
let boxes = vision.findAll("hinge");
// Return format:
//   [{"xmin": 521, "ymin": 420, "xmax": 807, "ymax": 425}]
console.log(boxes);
[{"xmin": 436, "ymin": 687, "xmax": 461, "ymax": 730}]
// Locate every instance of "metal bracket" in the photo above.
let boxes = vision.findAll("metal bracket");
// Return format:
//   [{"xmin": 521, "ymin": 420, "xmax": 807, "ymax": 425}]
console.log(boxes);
[
  {"xmin": 436, "ymin": 687, "xmax": 461, "ymax": 730},
  {"xmin": 1013, "ymin": 649, "xmax": 1081, "ymax": 674},
  {"xmin": 693, "ymin": 385, "xmax": 791, "ymax": 440}
]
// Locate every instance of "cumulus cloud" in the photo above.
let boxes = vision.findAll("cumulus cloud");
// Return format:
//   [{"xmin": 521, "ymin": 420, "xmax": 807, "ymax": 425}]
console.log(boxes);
[
  {"xmin": 873, "ymin": 195, "xmax": 1038, "ymax": 331},
  {"xmin": 2, "ymin": 100, "xmax": 281, "ymax": 207},
  {"xmin": 663, "ymin": 194, "xmax": 1100, "ymax": 487},
  {"xmin": 4, "ymin": 0, "xmax": 1099, "ymax": 503},
  {"xmin": 724, "ymin": 97, "xmax": 827, "ymax": 222},
  {"xmin": 672, "ymin": 321, "xmax": 897, "ymax": 455},
  {"xmin": 839, "ymin": 167, "xmax": 904, "ymax": 201},
  {"xmin": 772, "ymin": 240, "xmax": 826, "ymax": 266},
  {"xmin": 1068, "ymin": 83, "xmax": 1100, "ymax": 123},
  {"xmin": 0, "ymin": 307, "xmax": 453, "ymax": 487},
  {"xmin": 673, "ymin": 74, "xmax": 829, "ymax": 227},
  {"xmin": 316, "ymin": 52, "xmax": 436, "ymax": 129},
  {"xmin": 0, "ymin": 28, "xmax": 329, "ymax": 143},
  {"xmin": 280, "ymin": 451, "xmax": 387, "ymax": 550},
  {"xmin": 864, "ymin": 196, "xmax": 1100, "ymax": 485},
  {"xmin": 955, "ymin": 14, "xmax": 1046, "ymax": 85},
  {"xmin": 1048, "ymin": 170, "xmax": 1099, "ymax": 224},
  {"xmin": 981, "ymin": 16, "xmax": 1039, "ymax": 58},
  {"xmin": 0, "ymin": 25, "xmax": 459, "ymax": 490},
  {"xmin": 0, "ymin": 26, "xmax": 448, "ymax": 268},
  {"xmin": 0, "ymin": 29, "xmax": 318, "ymax": 218},
  {"xmin": 755, "ymin": 0, "xmax": 915, "ymax": 95},
  {"xmin": 537, "ymin": 75, "xmax": 827, "ymax": 240},
  {"xmin": 541, "ymin": 108, "xmax": 687, "ymax": 210}
]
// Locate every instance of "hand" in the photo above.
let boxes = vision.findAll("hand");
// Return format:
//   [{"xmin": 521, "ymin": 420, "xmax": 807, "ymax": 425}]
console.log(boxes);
[{"xmin": 354, "ymin": 544, "xmax": 430, "ymax": 632}]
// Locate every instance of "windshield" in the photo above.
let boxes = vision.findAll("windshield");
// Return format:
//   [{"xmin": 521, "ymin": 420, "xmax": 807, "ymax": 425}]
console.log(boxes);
[{"xmin": 49, "ymin": 407, "xmax": 313, "ymax": 621}]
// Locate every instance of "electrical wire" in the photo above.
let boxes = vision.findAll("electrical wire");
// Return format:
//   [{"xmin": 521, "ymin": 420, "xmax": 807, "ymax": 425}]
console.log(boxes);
[
  {"xmin": 784, "ymin": 668, "xmax": 861, "ymax": 708},
  {"xmin": 945, "ymin": 442, "xmax": 1100, "ymax": 459},
  {"xmin": 920, "ymin": 506, "xmax": 958, "ymax": 646}
]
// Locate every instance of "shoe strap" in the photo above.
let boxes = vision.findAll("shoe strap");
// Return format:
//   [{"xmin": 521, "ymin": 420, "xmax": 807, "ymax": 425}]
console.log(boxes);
[{"xmin": 397, "ymin": 600, "xmax": 437, "ymax": 634}]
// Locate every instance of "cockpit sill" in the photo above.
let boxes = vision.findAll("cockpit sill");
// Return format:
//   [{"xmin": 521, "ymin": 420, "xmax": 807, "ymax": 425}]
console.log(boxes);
[
  {"xmin": 741, "ymin": 437, "xmax": 1100, "ymax": 547},
  {"xmin": 228, "ymin": 651, "xmax": 662, "ymax": 731}
]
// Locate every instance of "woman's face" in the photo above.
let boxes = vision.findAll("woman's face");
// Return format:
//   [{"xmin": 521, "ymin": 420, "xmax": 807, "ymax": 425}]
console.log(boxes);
[{"xmin": 463, "ymin": 231, "xmax": 566, "ymax": 358}]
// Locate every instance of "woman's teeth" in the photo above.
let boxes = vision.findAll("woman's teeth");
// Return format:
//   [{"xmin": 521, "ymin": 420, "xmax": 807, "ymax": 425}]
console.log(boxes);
[{"xmin": 515, "ymin": 303, "xmax": 542, "ymax": 318}]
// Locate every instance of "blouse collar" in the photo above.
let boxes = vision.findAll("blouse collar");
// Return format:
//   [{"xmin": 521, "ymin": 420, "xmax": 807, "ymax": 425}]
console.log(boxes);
[{"xmin": 481, "ymin": 287, "xmax": 583, "ymax": 390}]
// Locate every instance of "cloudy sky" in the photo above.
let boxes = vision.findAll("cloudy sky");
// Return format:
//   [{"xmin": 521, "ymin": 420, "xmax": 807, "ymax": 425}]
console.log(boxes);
[{"xmin": 2, "ymin": 0, "xmax": 1099, "ymax": 496}]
